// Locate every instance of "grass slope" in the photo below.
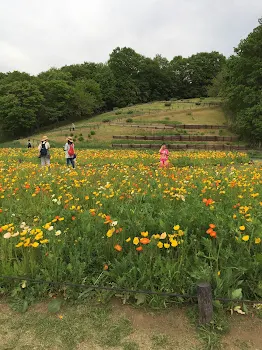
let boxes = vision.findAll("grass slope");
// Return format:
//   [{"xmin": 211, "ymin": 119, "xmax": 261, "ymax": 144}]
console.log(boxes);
[{"xmin": 2, "ymin": 98, "xmax": 235, "ymax": 149}]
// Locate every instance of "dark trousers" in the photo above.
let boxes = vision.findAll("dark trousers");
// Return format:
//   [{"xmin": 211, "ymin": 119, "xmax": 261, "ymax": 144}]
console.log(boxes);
[{"xmin": 66, "ymin": 158, "xmax": 75, "ymax": 168}]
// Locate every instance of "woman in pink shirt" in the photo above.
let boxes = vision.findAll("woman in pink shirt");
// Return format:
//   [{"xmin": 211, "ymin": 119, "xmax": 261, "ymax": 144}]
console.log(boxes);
[{"xmin": 159, "ymin": 143, "xmax": 169, "ymax": 167}]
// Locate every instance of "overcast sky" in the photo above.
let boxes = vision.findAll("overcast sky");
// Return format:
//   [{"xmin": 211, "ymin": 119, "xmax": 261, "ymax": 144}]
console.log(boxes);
[{"xmin": 0, "ymin": 0, "xmax": 261, "ymax": 75}]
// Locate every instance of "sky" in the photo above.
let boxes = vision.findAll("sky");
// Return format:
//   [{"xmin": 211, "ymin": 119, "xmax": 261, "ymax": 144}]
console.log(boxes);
[{"xmin": 0, "ymin": 0, "xmax": 261, "ymax": 75}]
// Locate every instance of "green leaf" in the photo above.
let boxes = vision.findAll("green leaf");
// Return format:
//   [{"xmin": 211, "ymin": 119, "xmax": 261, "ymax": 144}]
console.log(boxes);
[
  {"xmin": 242, "ymin": 303, "xmax": 248, "ymax": 315},
  {"xmin": 48, "ymin": 299, "xmax": 62, "ymax": 313},
  {"xmin": 135, "ymin": 293, "xmax": 146, "ymax": 305},
  {"xmin": 21, "ymin": 300, "xmax": 28, "ymax": 313},
  {"xmin": 231, "ymin": 288, "xmax": 243, "ymax": 300},
  {"xmin": 255, "ymin": 254, "xmax": 262, "ymax": 263}
]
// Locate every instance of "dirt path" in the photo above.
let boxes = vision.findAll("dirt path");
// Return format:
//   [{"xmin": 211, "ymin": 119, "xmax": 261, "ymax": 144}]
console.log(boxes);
[{"xmin": 0, "ymin": 300, "xmax": 261, "ymax": 350}]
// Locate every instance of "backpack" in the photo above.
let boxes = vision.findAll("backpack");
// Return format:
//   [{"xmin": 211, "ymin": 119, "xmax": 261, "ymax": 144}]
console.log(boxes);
[
  {"xmin": 68, "ymin": 144, "xmax": 74, "ymax": 157},
  {"xmin": 40, "ymin": 142, "xmax": 47, "ymax": 156}
]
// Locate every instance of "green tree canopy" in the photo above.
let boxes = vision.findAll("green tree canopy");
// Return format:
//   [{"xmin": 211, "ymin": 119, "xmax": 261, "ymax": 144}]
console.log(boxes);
[
  {"xmin": 0, "ymin": 46, "xmax": 227, "ymax": 139},
  {"xmin": 0, "ymin": 80, "xmax": 44, "ymax": 136},
  {"xmin": 222, "ymin": 20, "xmax": 262, "ymax": 145}
]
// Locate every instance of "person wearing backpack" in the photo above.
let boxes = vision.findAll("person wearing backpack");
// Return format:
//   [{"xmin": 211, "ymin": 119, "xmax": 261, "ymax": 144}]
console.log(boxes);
[
  {"xmin": 64, "ymin": 136, "xmax": 75, "ymax": 168},
  {"xmin": 38, "ymin": 136, "xmax": 50, "ymax": 166}
]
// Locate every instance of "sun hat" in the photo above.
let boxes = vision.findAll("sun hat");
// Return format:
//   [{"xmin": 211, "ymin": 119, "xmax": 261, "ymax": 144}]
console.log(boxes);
[
  {"xmin": 67, "ymin": 136, "xmax": 74, "ymax": 142},
  {"xmin": 41, "ymin": 135, "xmax": 48, "ymax": 142}
]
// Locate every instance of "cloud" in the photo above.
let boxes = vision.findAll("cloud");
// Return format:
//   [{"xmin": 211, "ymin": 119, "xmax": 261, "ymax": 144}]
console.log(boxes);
[{"xmin": 0, "ymin": 0, "xmax": 261, "ymax": 74}]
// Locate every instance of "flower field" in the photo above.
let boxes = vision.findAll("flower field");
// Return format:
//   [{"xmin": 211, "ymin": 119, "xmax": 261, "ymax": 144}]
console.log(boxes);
[{"xmin": 0, "ymin": 148, "xmax": 261, "ymax": 304}]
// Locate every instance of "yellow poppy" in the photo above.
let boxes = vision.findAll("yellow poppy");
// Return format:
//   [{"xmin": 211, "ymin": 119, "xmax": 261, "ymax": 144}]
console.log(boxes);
[
  {"xmin": 133, "ymin": 237, "xmax": 139, "ymax": 245},
  {"xmin": 242, "ymin": 235, "xmax": 249, "ymax": 242},
  {"xmin": 157, "ymin": 241, "xmax": 163, "ymax": 249},
  {"xmin": 106, "ymin": 228, "xmax": 115, "ymax": 238}
]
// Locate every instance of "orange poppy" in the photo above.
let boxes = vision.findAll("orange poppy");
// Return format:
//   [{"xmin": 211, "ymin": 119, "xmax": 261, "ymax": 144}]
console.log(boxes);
[
  {"xmin": 210, "ymin": 231, "xmax": 217, "ymax": 238},
  {"xmin": 136, "ymin": 246, "xmax": 143, "ymax": 252},
  {"xmin": 114, "ymin": 244, "xmax": 122, "ymax": 252},
  {"xmin": 206, "ymin": 228, "xmax": 213, "ymax": 234},
  {"xmin": 140, "ymin": 238, "xmax": 150, "ymax": 245},
  {"xmin": 104, "ymin": 215, "xmax": 112, "ymax": 224},
  {"xmin": 72, "ymin": 216, "xmax": 76, "ymax": 221},
  {"xmin": 209, "ymin": 224, "xmax": 216, "ymax": 229}
]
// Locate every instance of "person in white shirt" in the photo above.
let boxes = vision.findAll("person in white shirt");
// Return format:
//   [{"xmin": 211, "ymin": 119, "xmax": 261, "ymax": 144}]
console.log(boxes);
[
  {"xmin": 64, "ymin": 136, "xmax": 75, "ymax": 168},
  {"xmin": 38, "ymin": 136, "xmax": 50, "ymax": 166}
]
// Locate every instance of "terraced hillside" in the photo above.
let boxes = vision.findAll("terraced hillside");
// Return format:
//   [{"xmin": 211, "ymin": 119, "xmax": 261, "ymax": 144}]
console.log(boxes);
[{"xmin": 6, "ymin": 98, "xmax": 243, "ymax": 150}]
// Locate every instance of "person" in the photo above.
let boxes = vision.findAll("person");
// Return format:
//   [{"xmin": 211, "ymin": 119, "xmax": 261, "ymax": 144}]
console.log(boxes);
[
  {"xmin": 64, "ymin": 136, "xmax": 75, "ymax": 168},
  {"xmin": 159, "ymin": 143, "xmax": 169, "ymax": 167},
  {"xmin": 27, "ymin": 139, "xmax": 32, "ymax": 148},
  {"xmin": 72, "ymin": 123, "xmax": 75, "ymax": 131},
  {"xmin": 38, "ymin": 136, "xmax": 50, "ymax": 166}
]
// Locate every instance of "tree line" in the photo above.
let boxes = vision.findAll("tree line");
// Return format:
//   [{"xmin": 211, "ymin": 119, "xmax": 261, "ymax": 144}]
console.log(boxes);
[
  {"xmin": 0, "ymin": 18, "xmax": 261, "ymax": 145},
  {"xmin": 219, "ymin": 19, "xmax": 262, "ymax": 147},
  {"xmin": 0, "ymin": 49, "xmax": 225, "ymax": 138}
]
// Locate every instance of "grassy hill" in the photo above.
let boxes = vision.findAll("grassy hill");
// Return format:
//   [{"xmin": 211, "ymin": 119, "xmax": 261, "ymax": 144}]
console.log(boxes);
[{"xmin": 2, "ymin": 98, "xmax": 240, "ymax": 149}]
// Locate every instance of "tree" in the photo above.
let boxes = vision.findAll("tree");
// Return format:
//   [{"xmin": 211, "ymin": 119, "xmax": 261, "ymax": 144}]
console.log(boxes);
[
  {"xmin": 108, "ymin": 47, "xmax": 144, "ymax": 106},
  {"xmin": 222, "ymin": 21, "xmax": 262, "ymax": 145},
  {"xmin": 68, "ymin": 79, "xmax": 103, "ymax": 119},
  {"xmin": 186, "ymin": 52, "xmax": 226, "ymax": 97},
  {"xmin": 38, "ymin": 79, "xmax": 73, "ymax": 125},
  {"xmin": 207, "ymin": 70, "xmax": 225, "ymax": 97},
  {"xmin": 0, "ymin": 81, "xmax": 44, "ymax": 136},
  {"xmin": 168, "ymin": 56, "xmax": 191, "ymax": 99},
  {"xmin": 137, "ymin": 57, "xmax": 171, "ymax": 101}
]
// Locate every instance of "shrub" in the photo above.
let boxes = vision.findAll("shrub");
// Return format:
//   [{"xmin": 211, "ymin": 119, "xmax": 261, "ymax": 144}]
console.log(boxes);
[
  {"xmin": 103, "ymin": 119, "xmax": 110, "ymax": 123},
  {"xmin": 127, "ymin": 110, "xmax": 134, "ymax": 114},
  {"xmin": 165, "ymin": 102, "xmax": 172, "ymax": 107},
  {"xmin": 78, "ymin": 136, "xmax": 84, "ymax": 142},
  {"xmin": 187, "ymin": 112, "xmax": 192, "ymax": 116},
  {"xmin": 128, "ymin": 103, "xmax": 133, "ymax": 107},
  {"xmin": 165, "ymin": 117, "xmax": 170, "ymax": 121},
  {"xmin": 90, "ymin": 130, "xmax": 96, "ymax": 136},
  {"xmin": 88, "ymin": 134, "xmax": 91, "ymax": 138},
  {"xmin": 115, "ymin": 111, "xmax": 122, "ymax": 115},
  {"xmin": 113, "ymin": 107, "xmax": 119, "ymax": 111},
  {"xmin": 195, "ymin": 102, "xmax": 201, "ymax": 106},
  {"xmin": 70, "ymin": 133, "xmax": 74, "ymax": 136},
  {"xmin": 126, "ymin": 118, "xmax": 133, "ymax": 123}
]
